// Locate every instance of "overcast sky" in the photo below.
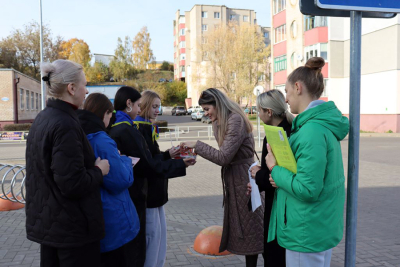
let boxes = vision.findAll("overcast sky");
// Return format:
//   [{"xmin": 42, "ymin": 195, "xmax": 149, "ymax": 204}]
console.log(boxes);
[{"xmin": 0, "ymin": 0, "xmax": 271, "ymax": 62}]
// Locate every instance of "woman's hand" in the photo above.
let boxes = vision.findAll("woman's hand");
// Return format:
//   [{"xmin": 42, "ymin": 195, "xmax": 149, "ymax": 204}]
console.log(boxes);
[
  {"xmin": 95, "ymin": 157, "xmax": 110, "ymax": 176},
  {"xmin": 269, "ymin": 174, "xmax": 278, "ymax": 188},
  {"xmin": 180, "ymin": 141, "xmax": 198, "ymax": 149},
  {"xmin": 265, "ymin": 144, "xmax": 277, "ymax": 170},
  {"xmin": 246, "ymin": 182, "xmax": 252, "ymax": 195},
  {"xmin": 250, "ymin": 165, "xmax": 261, "ymax": 179},
  {"xmin": 183, "ymin": 158, "xmax": 196, "ymax": 167},
  {"xmin": 169, "ymin": 146, "xmax": 180, "ymax": 158}
]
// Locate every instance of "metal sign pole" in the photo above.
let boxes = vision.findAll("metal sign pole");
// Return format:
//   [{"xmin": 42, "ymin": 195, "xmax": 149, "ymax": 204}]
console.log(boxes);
[
  {"xmin": 345, "ymin": 10, "xmax": 362, "ymax": 267},
  {"xmin": 39, "ymin": 0, "xmax": 45, "ymax": 110}
]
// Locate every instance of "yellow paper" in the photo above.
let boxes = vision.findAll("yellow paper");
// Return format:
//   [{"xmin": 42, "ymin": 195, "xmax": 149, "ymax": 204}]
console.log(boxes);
[{"xmin": 263, "ymin": 125, "xmax": 297, "ymax": 174}]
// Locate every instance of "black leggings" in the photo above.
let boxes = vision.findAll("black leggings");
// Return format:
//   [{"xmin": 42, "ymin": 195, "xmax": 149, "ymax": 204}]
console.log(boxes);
[{"xmin": 245, "ymin": 254, "xmax": 264, "ymax": 267}]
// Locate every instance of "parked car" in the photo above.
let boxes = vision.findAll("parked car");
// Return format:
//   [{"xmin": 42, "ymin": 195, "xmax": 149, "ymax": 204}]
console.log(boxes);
[
  {"xmin": 201, "ymin": 115, "xmax": 212, "ymax": 124},
  {"xmin": 191, "ymin": 110, "xmax": 204, "ymax": 121},
  {"xmin": 187, "ymin": 105, "xmax": 201, "ymax": 115},
  {"xmin": 158, "ymin": 105, "xmax": 163, "ymax": 115},
  {"xmin": 171, "ymin": 106, "xmax": 187, "ymax": 116},
  {"xmin": 159, "ymin": 78, "xmax": 166, "ymax": 83}
]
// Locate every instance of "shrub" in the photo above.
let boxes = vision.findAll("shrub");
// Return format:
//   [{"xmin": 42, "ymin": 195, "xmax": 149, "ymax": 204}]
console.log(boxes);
[
  {"xmin": 3, "ymin": 123, "xmax": 32, "ymax": 131},
  {"xmin": 248, "ymin": 114, "xmax": 257, "ymax": 120},
  {"xmin": 153, "ymin": 120, "xmax": 168, "ymax": 133}
]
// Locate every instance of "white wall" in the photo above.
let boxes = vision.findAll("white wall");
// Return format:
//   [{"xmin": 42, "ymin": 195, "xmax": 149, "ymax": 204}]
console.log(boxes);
[{"xmin": 328, "ymin": 71, "xmax": 399, "ymax": 115}]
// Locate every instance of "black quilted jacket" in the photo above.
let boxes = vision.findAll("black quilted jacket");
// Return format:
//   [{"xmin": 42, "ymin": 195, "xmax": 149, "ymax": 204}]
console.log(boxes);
[{"xmin": 25, "ymin": 98, "xmax": 104, "ymax": 248}]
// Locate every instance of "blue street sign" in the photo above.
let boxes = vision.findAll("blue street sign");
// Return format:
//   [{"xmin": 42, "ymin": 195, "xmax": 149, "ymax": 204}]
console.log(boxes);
[{"xmin": 316, "ymin": 0, "xmax": 400, "ymax": 13}]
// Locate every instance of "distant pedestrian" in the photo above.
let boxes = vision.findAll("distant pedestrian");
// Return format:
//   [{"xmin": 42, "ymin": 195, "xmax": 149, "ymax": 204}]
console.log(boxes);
[
  {"xmin": 78, "ymin": 93, "xmax": 140, "ymax": 267},
  {"xmin": 25, "ymin": 59, "xmax": 109, "ymax": 267},
  {"xmin": 248, "ymin": 89, "xmax": 294, "ymax": 266},
  {"xmin": 266, "ymin": 57, "xmax": 349, "ymax": 267},
  {"xmin": 180, "ymin": 88, "xmax": 265, "ymax": 267},
  {"xmin": 108, "ymin": 86, "xmax": 195, "ymax": 266}
]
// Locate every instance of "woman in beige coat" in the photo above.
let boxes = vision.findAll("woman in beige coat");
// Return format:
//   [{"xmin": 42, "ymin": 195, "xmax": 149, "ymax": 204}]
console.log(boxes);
[{"xmin": 181, "ymin": 88, "xmax": 265, "ymax": 267}]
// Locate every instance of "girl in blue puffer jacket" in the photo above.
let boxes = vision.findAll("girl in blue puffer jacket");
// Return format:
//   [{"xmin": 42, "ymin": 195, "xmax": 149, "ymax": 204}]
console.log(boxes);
[{"xmin": 78, "ymin": 93, "xmax": 140, "ymax": 267}]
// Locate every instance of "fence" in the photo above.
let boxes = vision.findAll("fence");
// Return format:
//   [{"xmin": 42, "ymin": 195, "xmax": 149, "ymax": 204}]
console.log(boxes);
[{"xmin": 0, "ymin": 164, "xmax": 26, "ymax": 203}]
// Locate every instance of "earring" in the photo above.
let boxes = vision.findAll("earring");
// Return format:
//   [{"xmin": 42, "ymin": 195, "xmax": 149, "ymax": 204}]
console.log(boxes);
[{"xmin": 126, "ymin": 106, "xmax": 132, "ymax": 113}]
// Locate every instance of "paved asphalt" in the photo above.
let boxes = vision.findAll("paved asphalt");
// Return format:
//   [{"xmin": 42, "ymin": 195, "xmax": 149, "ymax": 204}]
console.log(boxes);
[{"xmin": 0, "ymin": 115, "xmax": 399, "ymax": 266}]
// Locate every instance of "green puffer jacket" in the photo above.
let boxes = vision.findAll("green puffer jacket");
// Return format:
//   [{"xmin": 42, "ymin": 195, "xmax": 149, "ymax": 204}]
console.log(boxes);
[{"xmin": 268, "ymin": 101, "xmax": 349, "ymax": 253}]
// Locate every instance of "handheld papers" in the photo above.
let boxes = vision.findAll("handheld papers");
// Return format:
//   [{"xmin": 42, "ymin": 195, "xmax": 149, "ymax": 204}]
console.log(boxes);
[
  {"xmin": 248, "ymin": 161, "xmax": 262, "ymax": 212},
  {"xmin": 263, "ymin": 125, "xmax": 297, "ymax": 174}
]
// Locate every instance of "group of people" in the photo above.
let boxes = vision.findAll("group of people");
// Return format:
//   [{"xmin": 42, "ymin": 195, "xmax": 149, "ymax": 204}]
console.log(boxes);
[{"xmin": 25, "ymin": 56, "xmax": 349, "ymax": 267}]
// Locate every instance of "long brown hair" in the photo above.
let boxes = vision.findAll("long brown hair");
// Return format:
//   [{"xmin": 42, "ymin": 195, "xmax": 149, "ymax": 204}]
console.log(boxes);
[
  {"xmin": 287, "ymin": 57, "xmax": 325, "ymax": 98},
  {"xmin": 83, "ymin": 93, "xmax": 113, "ymax": 121},
  {"xmin": 199, "ymin": 88, "xmax": 253, "ymax": 146}
]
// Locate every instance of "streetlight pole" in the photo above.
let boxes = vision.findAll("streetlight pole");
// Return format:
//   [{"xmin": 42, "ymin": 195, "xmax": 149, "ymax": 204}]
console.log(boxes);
[{"xmin": 39, "ymin": 0, "xmax": 46, "ymax": 110}]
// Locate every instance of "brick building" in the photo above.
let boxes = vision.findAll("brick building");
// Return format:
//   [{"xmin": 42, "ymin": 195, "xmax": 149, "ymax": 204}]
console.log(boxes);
[{"xmin": 0, "ymin": 69, "xmax": 42, "ymax": 129}]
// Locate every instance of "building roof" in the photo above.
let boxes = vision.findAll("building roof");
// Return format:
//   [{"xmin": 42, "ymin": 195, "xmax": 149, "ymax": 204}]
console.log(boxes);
[{"xmin": 0, "ymin": 68, "xmax": 40, "ymax": 83}]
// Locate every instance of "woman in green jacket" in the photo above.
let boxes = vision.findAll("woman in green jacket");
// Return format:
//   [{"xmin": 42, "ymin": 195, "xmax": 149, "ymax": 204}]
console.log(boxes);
[{"xmin": 266, "ymin": 57, "xmax": 349, "ymax": 267}]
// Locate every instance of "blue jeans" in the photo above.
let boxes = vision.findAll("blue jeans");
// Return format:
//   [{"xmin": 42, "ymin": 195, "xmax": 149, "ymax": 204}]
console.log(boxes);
[{"xmin": 286, "ymin": 248, "xmax": 332, "ymax": 267}]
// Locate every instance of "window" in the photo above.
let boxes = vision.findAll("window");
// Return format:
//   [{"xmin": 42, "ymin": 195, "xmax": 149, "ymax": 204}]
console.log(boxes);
[
  {"xmin": 304, "ymin": 16, "xmax": 327, "ymax": 31},
  {"xmin": 304, "ymin": 43, "xmax": 328, "ymax": 61},
  {"xmin": 180, "ymin": 41, "xmax": 186, "ymax": 48},
  {"xmin": 258, "ymin": 74, "xmax": 266, "ymax": 81},
  {"xmin": 214, "ymin": 12, "xmax": 220, "ymax": 19},
  {"xmin": 202, "ymin": 24, "xmax": 208, "ymax": 31},
  {"xmin": 203, "ymin": 52, "xmax": 208, "ymax": 60},
  {"xmin": 243, "ymin": 15, "xmax": 249, "ymax": 22},
  {"xmin": 36, "ymin": 93, "xmax": 39, "ymax": 110},
  {"xmin": 274, "ymin": 24, "xmax": 286, "ymax": 43},
  {"xmin": 254, "ymin": 19, "xmax": 257, "ymax": 24},
  {"xmin": 31, "ymin": 92, "xmax": 34, "ymax": 110},
  {"xmin": 180, "ymin": 54, "xmax": 186, "ymax": 60},
  {"xmin": 273, "ymin": 0, "xmax": 286, "ymax": 15},
  {"xmin": 229, "ymin": 14, "xmax": 236, "ymax": 20},
  {"xmin": 264, "ymin": 32, "xmax": 269, "ymax": 38},
  {"xmin": 180, "ymin": 28, "xmax": 185, "ymax": 35},
  {"xmin": 39, "ymin": 94, "xmax": 41, "ymax": 110},
  {"xmin": 202, "ymin": 11, "xmax": 208, "ymax": 18},
  {"xmin": 180, "ymin": 66, "xmax": 185, "ymax": 72},
  {"xmin": 274, "ymin": 55, "xmax": 287, "ymax": 72},
  {"xmin": 20, "ymin": 89, "xmax": 24, "ymax": 110},
  {"xmin": 26, "ymin": 90, "xmax": 30, "ymax": 110},
  {"xmin": 290, "ymin": 20, "xmax": 298, "ymax": 38},
  {"xmin": 320, "ymin": 43, "xmax": 328, "ymax": 60},
  {"xmin": 202, "ymin": 37, "xmax": 208, "ymax": 44}
]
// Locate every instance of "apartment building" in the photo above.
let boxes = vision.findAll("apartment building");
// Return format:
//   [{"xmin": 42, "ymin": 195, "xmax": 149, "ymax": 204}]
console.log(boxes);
[
  {"xmin": 270, "ymin": 0, "xmax": 400, "ymax": 132},
  {"xmin": 173, "ymin": 5, "xmax": 271, "ymax": 107}
]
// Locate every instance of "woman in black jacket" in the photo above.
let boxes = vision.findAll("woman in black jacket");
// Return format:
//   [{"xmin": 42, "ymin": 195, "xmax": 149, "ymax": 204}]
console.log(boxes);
[
  {"xmin": 248, "ymin": 89, "xmax": 294, "ymax": 267},
  {"xmin": 25, "ymin": 59, "xmax": 110, "ymax": 267},
  {"xmin": 133, "ymin": 90, "xmax": 182, "ymax": 267},
  {"xmin": 108, "ymin": 86, "xmax": 195, "ymax": 267}
]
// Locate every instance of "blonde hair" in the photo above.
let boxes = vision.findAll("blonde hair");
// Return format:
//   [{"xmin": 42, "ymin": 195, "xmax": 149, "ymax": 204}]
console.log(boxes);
[
  {"xmin": 199, "ymin": 88, "xmax": 253, "ymax": 146},
  {"xmin": 139, "ymin": 90, "xmax": 161, "ymax": 119},
  {"xmin": 40, "ymin": 59, "xmax": 83, "ymax": 98},
  {"xmin": 257, "ymin": 89, "xmax": 294, "ymax": 124}
]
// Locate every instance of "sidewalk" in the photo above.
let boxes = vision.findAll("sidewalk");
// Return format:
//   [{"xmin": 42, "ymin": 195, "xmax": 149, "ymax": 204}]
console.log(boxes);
[{"xmin": 0, "ymin": 138, "xmax": 399, "ymax": 266}]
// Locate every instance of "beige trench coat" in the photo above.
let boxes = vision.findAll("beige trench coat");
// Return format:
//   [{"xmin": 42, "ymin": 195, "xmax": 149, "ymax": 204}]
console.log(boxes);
[{"xmin": 195, "ymin": 113, "xmax": 265, "ymax": 255}]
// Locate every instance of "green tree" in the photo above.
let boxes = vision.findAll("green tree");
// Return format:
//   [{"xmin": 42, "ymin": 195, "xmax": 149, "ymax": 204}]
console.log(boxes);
[
  {"xmin": 132, "ymin": 26, "xmax": 154, "ymax": 70},
  {"xmin": 165, "ymin": 81, "xmax": 187, "ymax": 105},
  {"xmin": 86, "ymin": 62, "xmax": 110, "ymax": 83},
  {"xmin": 160, "ymin": 61, "xmax": 171, "ymax": 71},
  {"xmin": 109, "ymin": 36, "xmax": 137, "ymax": 81},
  {"xmin": 0, "ymin": 21, "xmax": 63, "ymax": 79}
]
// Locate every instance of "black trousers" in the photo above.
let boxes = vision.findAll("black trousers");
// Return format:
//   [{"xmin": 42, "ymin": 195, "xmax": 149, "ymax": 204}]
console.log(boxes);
[
  {"xmin": 264, "ymin": 238, "xmax": 286, "ymax": 267},
  {"xmin": 101, "ymin": 245, "xmax": 128, "ymax": 267},
  {"xmin": 123, "ymin": 196, "xmax": 147, "ymax": 267},
  {"xmin": 40, "ymin": 241, "xmax": 101, "ymax": 267}
]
